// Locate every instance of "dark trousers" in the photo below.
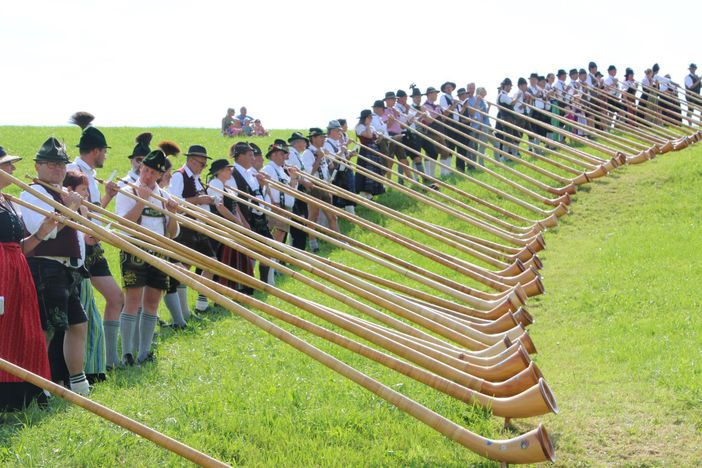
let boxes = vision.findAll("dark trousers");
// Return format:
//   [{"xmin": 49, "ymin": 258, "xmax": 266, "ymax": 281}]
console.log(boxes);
[{"xmin": 290, "ymin": 198, "xmax": 308, "ymax": 251}]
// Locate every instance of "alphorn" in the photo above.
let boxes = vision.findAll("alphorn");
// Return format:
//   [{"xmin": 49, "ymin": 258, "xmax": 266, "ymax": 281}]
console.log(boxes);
[
  {"xmin": 350, "ymin": 135, "xmax": 555, "ymax": 228},
  {"xmin": 103, "ymin": 178, "xmax": 530, "ymax": 347},
  {"xmin": 411, "ymin": 118, "xmax": 572, "ymax": 207},
  {"xmin": 0, "ymin": 357, "xmax": 229, "ymax": 467},
  {"xmin": 3, "ymin": 174, "xmax": 554, "ymax": 463},
  {"xmin": 246, "ymin": 175, "xmax": 543, "ymax": 294},
  {"xmin": 212, "ymin": 183, "xmax": 542, "ymax": 317},
  {"xmin": 427, "ymin": 110, "xmax": 580, "ymax": 191}
]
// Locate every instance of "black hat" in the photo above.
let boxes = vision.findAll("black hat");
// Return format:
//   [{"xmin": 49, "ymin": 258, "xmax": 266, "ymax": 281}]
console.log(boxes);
[
  {"xmin": 608, "ymin": 65, "xmax": 616, "ymax": 72},
  {"xmin": 625, "ymin": 67, "xmax": 634, "ymax": 76},
  {"xmin": 35, "ymin": 137, "xmax": 69, "ymax": 163},
  {"xmin": 249, "ymin": 143, "xmax": 262, "ymax": 156},
  {"xmin": 501, "ymin": 78, "xmax": 512, "ymax": 86},
  {"xmin": 233, "ymin": 142, "xmax": 253, "ymax": 157},
  {"xmin": 424, "ymin": 86, "xmax": 439, "ymax": 95},
  {"xmin": 142, "ymin": 149, "xmax": 168, "ymax": 172},
  {"xmin": 410, "ymin": 87, "xmax": 422, "ymax": 97},
  {"xmin": 274, "ymin": 138, "xmax": 287, "ymax": 147},
  {"xmin": 265, "ymin": 142, "xmax": 288, "ymax": 158},
  {"xmin": 185, "ymin": 144, "xmax": 211, "ymax": 159},
  {"xmin": 579, "ymin": 68, "xmax": 587, "ymax": 75},
  {"xmin": 0, "ymin": 146, "xmax": 21, "ymax": 165},
  {"xmin": 130, "ymin": 132, "xmax": 152, "ymax": 159},
  {"xmin": 208, "ymin": 158, "xmax": 233, "ymax": 176},
  {"xmin": 308, "ymin": 127, "xmax": 326, "ymax": 138},
  {"xmin": 384, "ymin": 91, "xmax": 397, "ymax": 100},
  {"xmin": 456, "ymin": 87, "xmax": 467, "ymax": 96},
  {"xmin": 517, "ymin": 77, "xmax": 527, "ymax": 86},
  {"xmin": 652, "ymin": 63, "xmax": 660, "ymax": 73},
  {"xmin": 70, "ymin": 112, "xmax": 109, "ymax": 150},
  {"xmin": 358, "ymin": 109, "xmax": 373, "ymax": 120},
  {"xmin": 595, "ymin": 71, "xmax": 603, "ymax": 78},
  {"xmin": 396, "ymin": 89, "xmax": 407, "ymax": 98},
  {"xmin": 557, "ymin": 69, "xmax": 567, "ymax": 77},
  {"xmin": 569, "ymin": 68, "xmax": 578, "ymax": 75},
  {"xmin": 529, "ymin": 73, "xmax": 539, "ymax": 79},
  {"xmin": 372, "ymin": 99, "xmax": 386, "ymax": 109},
  {"xmin": 538, "ymin": 75, "xmax": 546, "ymax": 81},
  {"xmin": 440, "ymin": 81, "xmax": 456, "ymax": 92},
  {"xmin": 287, "ymin": 132, "xmax": 309, "ymax": 144},
  {"xmin": 588, "ymin": 61, "xmax": 597, "ymax": 69},
  {"xmin": 690, "ymin": 63, "xmax": 697, "ymax": 69}
]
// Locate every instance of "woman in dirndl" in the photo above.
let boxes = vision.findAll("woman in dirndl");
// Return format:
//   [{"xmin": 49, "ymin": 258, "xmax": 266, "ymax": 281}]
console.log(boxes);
[{"xmin": 0, "ymin": 148, "xmax": 52, "ymax": 410}]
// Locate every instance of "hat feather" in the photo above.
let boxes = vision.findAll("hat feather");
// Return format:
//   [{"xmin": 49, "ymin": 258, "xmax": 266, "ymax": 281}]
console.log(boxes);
[
  {"xmin": 69, "ymin": 111, "xmax": 95, "ymax": 130},
  {"xmin": 157, "ymin": 140, "xmax": 181, "ymax": 157},
  {"xmin": 135, "ymin": 132, "xmax": 153, "ymax": 146}
]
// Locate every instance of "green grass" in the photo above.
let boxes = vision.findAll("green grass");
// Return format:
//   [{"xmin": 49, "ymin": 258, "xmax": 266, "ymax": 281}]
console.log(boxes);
[{"xmin": 1, "ymin": 126, "xmax": 701, "ymax": 465}]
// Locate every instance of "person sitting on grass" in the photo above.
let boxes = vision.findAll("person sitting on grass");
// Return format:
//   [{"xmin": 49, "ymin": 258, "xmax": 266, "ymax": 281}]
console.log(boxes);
[
  {"xmin": 222, "ymin": 108, "xmax": 237, "ymax": 137},
  {"xmin": 253, "ymin": 119, "xmax": 269, "ymax": 136}
]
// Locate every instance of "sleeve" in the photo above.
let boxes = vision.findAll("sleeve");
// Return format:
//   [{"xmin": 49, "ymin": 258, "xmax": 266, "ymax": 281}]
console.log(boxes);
[
  {"xmin": 168, "ymin": 171, "xmax": 185, "ymax": 198},
  {"xmin": 261, "ymin": 166, "xmax": 281, "ymax": 205},
  {"xmin": 439, "ymin": 95, "xmax": 451, "ymax": 111},
  {"xmin": 685, "ymin": 75, "xmax": 693, "ymax": 88},
  {"xmin": 115, "ymin": 190, "xmax": 136, "ymax": 218},
  {"xmin": 19, "ymin": 188, "xmax": 58, "ymax": 238},
  {"xmin": 206, "ymin": 179, "xmax": 223, "ymax": 198},
  {"xmin": 301, "ymin": 150, "xmax": 316, "ymax": 175}
]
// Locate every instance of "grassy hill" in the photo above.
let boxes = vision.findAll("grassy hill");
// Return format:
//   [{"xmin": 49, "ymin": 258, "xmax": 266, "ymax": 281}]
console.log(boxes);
[{"xmin": 0, "ymin": 126, "xmax": 700, "ymax": 465}]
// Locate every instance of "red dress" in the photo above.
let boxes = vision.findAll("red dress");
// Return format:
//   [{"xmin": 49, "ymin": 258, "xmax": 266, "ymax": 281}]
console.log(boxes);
[{"xmin": 0, "ymin": 198, "xmax": 51, "ymax": 410}]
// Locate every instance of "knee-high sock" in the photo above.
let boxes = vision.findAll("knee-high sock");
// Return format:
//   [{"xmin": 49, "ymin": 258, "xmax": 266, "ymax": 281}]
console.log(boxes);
[
  {"xmin": 176, "ymin": 285, "xmax": 191, "ymax": 321},
  {"xmin": 103, "ymin": 320, "xmax": 120, "ymax": 368},
  {"xmin": 163, "ymin": 292, "xmax": 186, "ymax": 326},
  {"xmin": 119, "ymin": 312, "xmax": 137, "ymax": 358},
  {"xmin": 137, "ymin": 312, "xmax": 159, "ymax": 362},
  {"xmin": 132, "ymin": 307, "xmax": 142, "ymax": 354}
]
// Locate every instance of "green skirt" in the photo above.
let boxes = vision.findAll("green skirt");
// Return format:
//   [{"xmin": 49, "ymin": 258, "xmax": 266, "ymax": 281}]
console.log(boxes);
[{"xmin": 81, "ymin": 278, "xmax": 106, "ymax": 376}]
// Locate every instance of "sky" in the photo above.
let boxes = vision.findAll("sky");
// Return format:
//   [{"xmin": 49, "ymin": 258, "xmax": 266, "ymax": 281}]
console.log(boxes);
[{"xmin": 2, "ymin": 0, "xmax": 700, "ymax": 130}]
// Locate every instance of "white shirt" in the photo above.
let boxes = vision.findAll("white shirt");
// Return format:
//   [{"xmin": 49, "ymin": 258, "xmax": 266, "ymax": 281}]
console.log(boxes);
[
  {"xmin": 654, "ymin": 74, "xmax": 671, "ymax": 92},
  {"xmin": 301, "ymin": 144, "xmax": 331, "ymax": 181},
  {"xmin": 370, "ymin": 114, "xmax": 388, "ymax": 136},
  {"xmin": 66, "ymin": 157, "xmax": 100, "ymax": 205},
  {"xmin": 206, "ymin": 177, "xmax": 231, "ymax": 200},
  {"xmin": 286, "ymin": 147, "xmax": 306, "ymax": 171},
  {"xmin": 168, "ymin": 165, "xmax": 209, "ymax": 209},
  {"xmin": 262, "ymin": 161, "xmax": 295, "ymax": 209},
  {"xmin": 440, "ymin": 93, "xmax": 460, "ymax": 121},
  {"xmin": 529, "ymin": 85, "xmax": 545, "ymax": 110},
  {"xmin": 603, "ymin": 75, "xmax": 620, "ymax": 96},
  {"xmin": 20, "ymin": 184, "xmax": 85, "ymax": 265},
  {"xmin": 116, "ymin": 181, "xmax": 174, "ymax": 236},
  {"xmin": 513, "ymin": 90, "xmax": 527, "ymax": 114}
]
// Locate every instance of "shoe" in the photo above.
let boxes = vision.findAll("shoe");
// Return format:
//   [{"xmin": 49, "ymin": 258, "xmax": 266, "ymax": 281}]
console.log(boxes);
[
  {"xmin": 171, "ymin": 323, "xmax": 188, "ymax": 331},
  {"xmin": 158, "ymin": 318, "xmax": 168, "ymax": 327},
  {"xmin": 195, "ymin": 297, "xmax": 209, "ymax": 312},
  {"xmin": 123, "ymin": 353, "xmax": 136, "ymax": 367},
  {"xmin": 138, "ymin": 352, "xmax": 156, "ymax": 364}
]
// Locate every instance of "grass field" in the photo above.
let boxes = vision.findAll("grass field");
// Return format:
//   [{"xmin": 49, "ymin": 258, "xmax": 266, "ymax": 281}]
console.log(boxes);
[{"xmin": 0, "ymin": 125, "xmax": 700, "ymax": 465}]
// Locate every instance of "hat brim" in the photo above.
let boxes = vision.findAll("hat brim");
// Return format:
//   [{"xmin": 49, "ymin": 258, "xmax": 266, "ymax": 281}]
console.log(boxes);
[
  {"xmin": 0, "ymin": 155, "xmax": 22, "ymax": 165},
  {"xmin": 185, "ymin": 152, "xmax": 212, "ymax": 159}
]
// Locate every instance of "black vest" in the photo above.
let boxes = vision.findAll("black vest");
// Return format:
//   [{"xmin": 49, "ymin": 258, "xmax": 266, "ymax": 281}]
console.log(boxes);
[
  {"xmin": 25, "ymin": 186, "xmax": 81, "ymax": 259},
  {"xmin": 231, "ymin": 168, "xmax": 263, "ymax": 224},
  {"xmin": 688, "ymin": 74, "xmax": 701, "ymax": 94}
]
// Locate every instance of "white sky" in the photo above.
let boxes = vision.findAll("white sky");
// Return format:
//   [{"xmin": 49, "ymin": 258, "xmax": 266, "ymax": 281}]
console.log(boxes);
[{"xmin": 2, "ymin": 0, "xmax": 700, "ymax": 129}]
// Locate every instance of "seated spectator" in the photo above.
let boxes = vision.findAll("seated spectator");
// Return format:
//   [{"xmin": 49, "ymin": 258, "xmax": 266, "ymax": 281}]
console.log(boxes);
[
  {"xmin": 253, "ymin": 119, "xmax": 269, "ymax": 136},
  {"xmin": 222, "ymin": 108, "xmax": 238, "ymax": 137},
  {"xmin": 237, "ymin": 107, "xmax": 254, "ymax": 136}
]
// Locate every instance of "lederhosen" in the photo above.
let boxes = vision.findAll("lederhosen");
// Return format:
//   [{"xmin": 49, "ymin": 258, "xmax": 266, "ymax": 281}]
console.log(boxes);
[
  {"xmin": 354, "ymin": 131, "xmax": 386, "ymax": 195},
  {"xmin": 119, "ymin": 186, "xmax": 171, "ymax": 291},
  {"xmin": 529, "ymin": 86, "xmax": 548, "ymax": 137},
  {"xmin": 326, "ymin": 139, "xmax": 356, "ymax": 208},
  {"xmin": 174, "ymin": 168, "xmax": 216, "ymax": 257}
]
